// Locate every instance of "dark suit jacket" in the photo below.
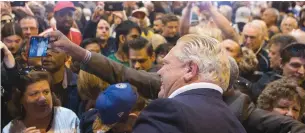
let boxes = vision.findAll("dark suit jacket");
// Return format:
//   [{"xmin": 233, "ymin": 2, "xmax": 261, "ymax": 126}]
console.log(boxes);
[
  {"xmin": 133, "ymin": 89, "xmax": 246, "ymax": 133},
  {"xmin": 82, "ymin": 53, "xmax": 305, "ymax": 133}
]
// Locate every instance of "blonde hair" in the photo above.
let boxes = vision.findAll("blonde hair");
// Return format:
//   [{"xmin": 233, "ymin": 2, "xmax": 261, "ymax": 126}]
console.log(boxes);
[
  {"xmin": 77, "ymin": 70, "xmax": 109, "ymax": 100},
  {"xmin": 175, "ymin": 34, "xmax": 230, "ymax": 90},
  {"xmin": 237, "ymin": 47, "xmax": 258, "ymax": 75}
]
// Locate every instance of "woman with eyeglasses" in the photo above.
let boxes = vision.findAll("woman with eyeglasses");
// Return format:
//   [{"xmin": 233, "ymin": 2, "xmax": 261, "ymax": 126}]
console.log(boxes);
[
  {"xmin": 2, "ymin": 71, "xmax": 80, "ymax": 133},
  {"xmin": 1, "ymin": 22, "xmax": 24, "ymax": 56}
]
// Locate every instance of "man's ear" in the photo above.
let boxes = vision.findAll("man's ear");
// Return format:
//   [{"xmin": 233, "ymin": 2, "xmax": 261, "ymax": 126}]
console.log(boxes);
[
  {"xmin": 183, "ymin": 62, "xmax": 199, "ymax": 82},
  {"xmin": 119, "ymin": 35, "xmax": 125, "ymax": 44}
]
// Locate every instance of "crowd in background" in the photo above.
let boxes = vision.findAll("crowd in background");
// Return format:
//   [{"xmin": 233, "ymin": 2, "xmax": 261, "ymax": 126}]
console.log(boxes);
[{"xmin": 2, "ymin": 1, "xmax": 305, "ymax": 133}]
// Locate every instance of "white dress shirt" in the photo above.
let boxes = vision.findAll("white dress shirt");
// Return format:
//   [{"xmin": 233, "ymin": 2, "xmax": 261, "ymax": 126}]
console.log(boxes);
[{"xmin": 168, "ymin": 82, "xmax": 223, "ymax": 98}]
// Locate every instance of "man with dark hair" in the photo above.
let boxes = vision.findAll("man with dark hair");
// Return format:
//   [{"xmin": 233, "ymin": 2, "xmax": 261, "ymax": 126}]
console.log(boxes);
[
  {"xmin": 81, "ymin": 38, "xmax": 102, "ymax": 53},
  {"xmin": 124, "ymin": 37, "xmax": 156, "ymax": 71},
  {"xmin": 107, "ymin": 20, "xmax": 141, "ymax": 66},
  {"xmin": 251, "ymin": 42, "xmax": 305, "ymax": 102},
  {"xmin": 41, "ymin": 48, "xmax": 80, "ymax": 114},
  {"xmin": 40, "ymin": 1, "xmax": 82, "ymax": 45},
  {"xmin": 269, "ymin": 34, "xmax": 297, "ymax": 70},
  {"xmin": 160, "ymin": 14, "xmax": 180, "ymax": 45}
]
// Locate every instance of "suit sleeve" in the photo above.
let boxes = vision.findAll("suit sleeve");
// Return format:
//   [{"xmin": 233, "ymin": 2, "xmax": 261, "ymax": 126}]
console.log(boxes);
[
  {"xmin": 133, "ymin": 99, "xmax": 186, "ymax": 133},
  {"xmin": 82, "ymin": 53, "xmax": 161, "ymax": 99},
  {"xmin": 243, "ymin": 103, "xmax": 305, "ymax": 133}
]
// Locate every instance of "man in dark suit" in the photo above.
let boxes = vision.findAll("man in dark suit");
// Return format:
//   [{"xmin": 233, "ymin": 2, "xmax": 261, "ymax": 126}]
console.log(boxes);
[
  {"xmin": 46, "ymin": 31, "xmax": 305, "ymax": 132},
  {"xmin": 47, "ymin": 32, "xmax": 245, "ymax": 132}
]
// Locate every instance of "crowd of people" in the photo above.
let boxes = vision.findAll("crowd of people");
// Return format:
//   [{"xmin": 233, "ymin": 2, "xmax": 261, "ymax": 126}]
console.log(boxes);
[{"xmin": 2, "ymin": 1, "xmax": 305, "ymax": 133}]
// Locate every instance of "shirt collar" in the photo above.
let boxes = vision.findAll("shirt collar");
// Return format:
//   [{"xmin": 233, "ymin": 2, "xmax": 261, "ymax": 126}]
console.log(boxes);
[{"xmin": 168, "ymin": 82, "xmax": 223, "ymax": 98}]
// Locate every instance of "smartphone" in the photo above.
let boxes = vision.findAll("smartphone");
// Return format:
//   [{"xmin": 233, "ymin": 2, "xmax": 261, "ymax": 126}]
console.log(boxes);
[
  {"xmin": 104, "ymin": 2, "xmax": 124, "ymax": 11},
  {"xmin": 28, "ymin": 36, "xmax": 49, "ymax": 57},
  {"xmin": 10, "ymin": 1, "xmax": 26, "ymax": 7}
]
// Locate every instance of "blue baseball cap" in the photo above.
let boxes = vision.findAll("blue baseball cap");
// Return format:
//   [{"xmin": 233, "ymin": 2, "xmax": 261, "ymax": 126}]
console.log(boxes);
[{"xmin": 95, "ymin": 83, "xmax": 137, "ymax": 125}]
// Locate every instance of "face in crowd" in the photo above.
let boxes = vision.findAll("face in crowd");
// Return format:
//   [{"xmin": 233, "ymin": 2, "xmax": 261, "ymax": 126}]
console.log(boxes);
[
  {"xmin": 96, "ymin": 19, "xmax": 110, "ymax": 41},
  {"xmin": 281, "ymin": 57, "xmax": 305, "ymax": 83},
  {"xmin": 19, "ymin": 18, "xmax": 39, "ymax": 39},
  {"xmin": 129, "ymin": 46, "xmax": 155, "ymax": 71},
  {"xmin": 54, "ymin": 8, "xmax": 74, "ymax": 35},
  {"xmin": 162, "ymin": 20, "xmax": 179, "ymax": 38},
  {"xmin": 42, "ymin": 48, "xmax": 68, "ymax": 73},
  {"xmin": 269, "ymin": 43, "xmax": 281, "ymax": 69},
  {"xmin": 22, "ymin": 79, "xmax": 53, "ymax": 120},
  {"xmin": 242, "ymin": 24, "xmax": 264, "ymax": 53},
  {"xmin": 153, "ymin": 19, "xmax": 163, "ymax": 34},
  {"xmin": 280, "ymin": 17, "xmax": 298, "ymax": 34},
  {"xmin": 272, "ymin": 97, "xmax": 301, "ymax": 120}
]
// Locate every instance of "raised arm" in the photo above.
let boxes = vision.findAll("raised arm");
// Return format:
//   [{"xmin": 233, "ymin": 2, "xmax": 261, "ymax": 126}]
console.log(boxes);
[
  {"xmin": 46, "ymin": 31, "xmax": 160, "ymax": 99},
  {"xmin": 179, "ymin": 2, "xmax": 193, "ymax": 36},
  {"xmin": 201, "ymin": 2, "xmax": 239, "ymax": 42}
]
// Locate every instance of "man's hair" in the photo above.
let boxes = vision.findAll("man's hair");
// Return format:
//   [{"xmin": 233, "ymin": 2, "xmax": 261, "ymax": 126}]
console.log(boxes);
[
  {"xmin": 257, "ymin": 77, "xmax": 301, "ymax": 111},
  {"xmin": 19, "ymin": 15, "xmax": 39, "ymax": 28},
  {"xmin": 174, "ymin": 34, "xmax": 230, "ymax": 90},
  {"xmin": 10, "ymin": 71, "xmax": 59, "ymax": 118},
  {"xmin": 81, "ymin": 38, "xmax": 102, "ymax": 49},
  {"xmin": 115, "ymin": 20, "xmax": 141, "ymax": 44},
  {"xmin": 123, "ymin": 37, "xmax": 154, "ymax": 57},
  {"xmin": 269, "ymin": 34, "xmax": 297, "ymax": 50},
  {"xmin": 1, "ymin": 22, "xmax": 24, "ymax": 39},
  {"xmin": 280, "ymin": 43, "xmax": 305, "ymax": 64},
  {"xmin": 227, "ymin": 57, "xmax": 239, "ymax": 91},
  {"xmin": 244, "ymin": 21, "xmax": 264, "ymax": 37},
  {"xmin": 155, "ymin": 43, "xmax": 173, "ymax": 57},
  {"xmin": 161, "ymin": 13, "xmax": 179, "ymax": 25}
]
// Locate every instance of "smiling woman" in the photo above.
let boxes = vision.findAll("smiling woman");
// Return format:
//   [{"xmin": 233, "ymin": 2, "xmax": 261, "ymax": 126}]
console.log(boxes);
[{"xmin": 2, "ymin": 71, "xmax": 80, "ymax": 133}]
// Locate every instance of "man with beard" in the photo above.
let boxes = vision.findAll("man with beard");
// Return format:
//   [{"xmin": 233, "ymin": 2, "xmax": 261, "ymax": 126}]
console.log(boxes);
[{"xmin": 40, "ymin": 1, "xmax": 82, "ymax": 46}]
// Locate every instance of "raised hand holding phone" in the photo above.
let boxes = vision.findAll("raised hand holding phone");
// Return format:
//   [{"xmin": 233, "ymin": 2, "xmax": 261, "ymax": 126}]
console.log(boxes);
[{"xmin": 28, "ymin": 36, "xmax": 49, "ymax": 58}]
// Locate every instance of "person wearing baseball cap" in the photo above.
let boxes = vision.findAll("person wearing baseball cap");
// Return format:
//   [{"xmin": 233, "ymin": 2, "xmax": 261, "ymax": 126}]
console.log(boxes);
[
  {"xmin": 79, "ymin": 83, "xmax": 138, "ymax": 133},
  {"xmin": 233, "ymin": 6, "xmax": 251, "ymax": 34},
  {"xmin": 40, "ymin": 1, "xmax": 82, "ymax": 46}
]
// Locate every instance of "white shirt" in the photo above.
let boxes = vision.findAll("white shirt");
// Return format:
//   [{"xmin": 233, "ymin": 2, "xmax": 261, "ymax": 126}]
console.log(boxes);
[
  {"xmin": 168, "ymin": 82, "xmax": 223, "ymax": 98},
  {"xmin": 2, "ymin": 107, "xmax": 80, "ymax": 133}
]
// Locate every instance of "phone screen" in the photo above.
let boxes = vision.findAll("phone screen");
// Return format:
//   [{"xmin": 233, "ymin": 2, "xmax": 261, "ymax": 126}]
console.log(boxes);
[{"xmin": 28, "ymin": 36, "xmax": 49, "ymax": 57}]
